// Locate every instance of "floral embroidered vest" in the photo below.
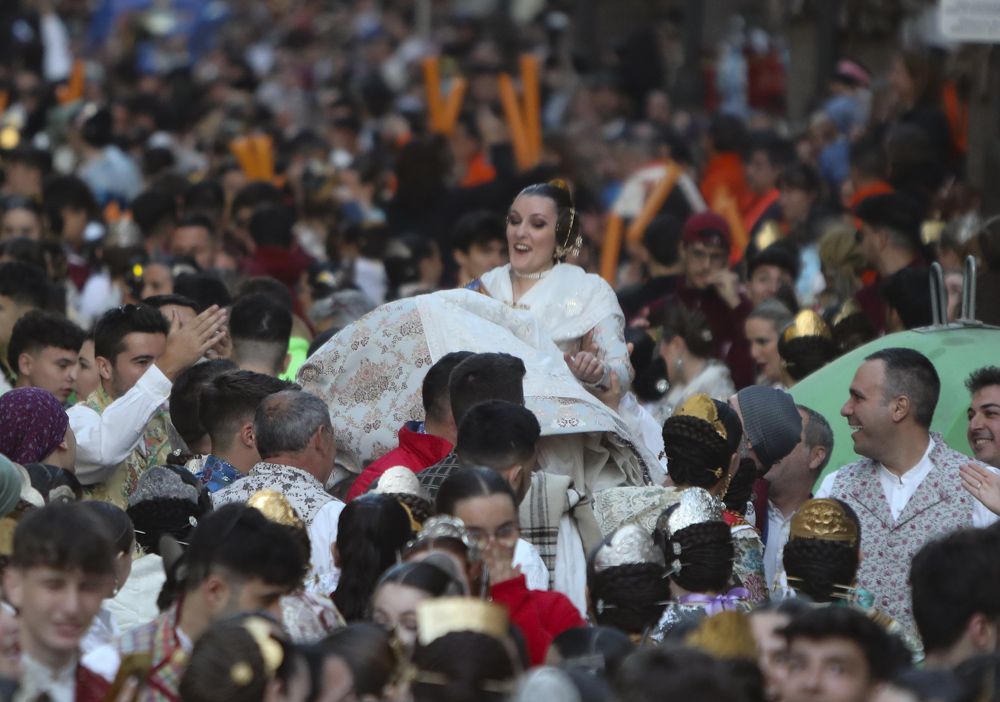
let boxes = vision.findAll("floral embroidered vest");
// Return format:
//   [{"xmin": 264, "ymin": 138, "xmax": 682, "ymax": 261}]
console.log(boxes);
[
  {"xmin": 827, "ymin": 435, "xmax": 978, "ymax": 638},
  {"xmin": 82, "ymin": 387, "xmax": 173, "ymax": 508}
]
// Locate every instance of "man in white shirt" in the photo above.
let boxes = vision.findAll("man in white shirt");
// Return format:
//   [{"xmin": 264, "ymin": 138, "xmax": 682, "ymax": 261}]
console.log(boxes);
[
  {"xmin": 67, "ymin": 303, "xmax": 226, "ymax": 504},
  {"xmin": 815, "ymin": 348, "xmax": 999, "ymax": 636},
  {"xmin": 762, "ymin": 405, "xmax": 833, "ymax": 589},
  {"xmin": 213, "ymin": 390, "xmax": 346, "ymax": 593},
  {"xmin": 4, "ymin": 503, "xmax": 117, "ymax": 702}
]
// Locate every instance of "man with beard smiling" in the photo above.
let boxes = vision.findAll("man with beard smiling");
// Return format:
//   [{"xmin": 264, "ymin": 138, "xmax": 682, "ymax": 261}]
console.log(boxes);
[{"xmin": 815, "ymin": 348, "xmax": 998, "ymax": 638}]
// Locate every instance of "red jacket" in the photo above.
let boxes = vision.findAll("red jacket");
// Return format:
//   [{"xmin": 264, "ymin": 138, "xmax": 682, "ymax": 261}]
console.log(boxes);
[
  {"xmin": 491, "ymin": 574, "xmax": 585, "ymax": 666},
  {"xmin": 347, "ymin": 422, "xmax": 453, "ymax": 501}
]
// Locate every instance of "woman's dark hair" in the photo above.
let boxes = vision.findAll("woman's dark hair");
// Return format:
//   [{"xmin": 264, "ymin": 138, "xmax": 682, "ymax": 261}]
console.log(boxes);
[
  {"xmin": 721, "ymin": 458, "xmax": 757, "ymax": 515},
  {"xmin": 126, "ymin": 466, "xmax": 211, "ymax": 557},
  {"xmin": 411, "ymin": 631, "xmax": 518, "ymax": 702},
  {"xmin": 587, "ymin": 562, "xmax": 670, "ymax": 636},
  {"xmin": 626, "ymin": 328, "xmax": 667, "ymax": 403},
  {"xmin": 316, "ymin": 623, "xmax": 400, "ymax": 698},
  {"xmin": 783, "ymin": 545, "xmax": 861, "ymax": 603},
  {"xmin": 889, "ymin": 668, "xmax": 973, "ymax": 702},
  {"xmin": 80, "ymin": 501, "xmax": 135, "ymax": 554},
  {"xmin": 778, "ymin": 334, "xmax": 836, "ymax": 382},
  {"xmin": 179, "ymin": 615, "xmax": 301, "ymax": 702},
  {"xmin": 23, "ymin": 463, "xmax": 83, "ymax": 504},
  {"xmin": 777, "ymin": 163, "xmax": 821, "ymax": 195},
  {"xmin": 662, "ymin": 416, "xmax": 732, "ymax": 489},
  {"xmin": 550, "ymin": 626, "xmax": 634, "ymax": 678},
  {"xmin": 616, "ymin": 646, "xmax": 736, "ymax": 702},
  {"xmin": 658, "ymin": 304, "xmax": 713, "ymax": 359},
  {"xmin": 376, "ymin": 558, "xmax": 465, "ymax": 598},
  {"xmin": 333, "ymin": 494, "xmax": 415, "ymax": 621},
  {"xmin": 435, "ymin": 466, "xmax": 517, "ymax": 518},
  {"xmin": 656, "ymin": 506, "xmax": 734, "ymax": 594},
  {"xmin": 515, "ymin": 181, "xmax": 580, "ymax": 259},
  {"xmin": 832, "ymin": 311, "xmax": 876, "ymax": 355}
]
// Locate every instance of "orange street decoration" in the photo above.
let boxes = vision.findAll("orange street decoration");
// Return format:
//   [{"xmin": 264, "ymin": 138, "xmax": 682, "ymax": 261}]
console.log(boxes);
[
  {"xmin": 422, "ymin": 57, "xmax": 466, "ymax": 136},
  {"xmin": 599, "ymin": 164, "xmax": 682, "ymax": 283},
  {"xmin": 497, "ymin": 55, "xmax": 543, "ymax": 171},
  {"xmin": 56, "ymin": 60, "xmax": 86, "ymax": 104},
  {"xmin": 230, "ymin": 133, "xmax": 276, "ymax": 182}
]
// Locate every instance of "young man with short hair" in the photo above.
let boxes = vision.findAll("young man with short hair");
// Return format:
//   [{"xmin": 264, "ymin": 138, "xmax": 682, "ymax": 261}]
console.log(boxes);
[
  {"xmin": 417, "ymin": 352, "xmax": 527, "ymax": 498},
  {"xmin": 196, "ymin": 370, "xmax": 295, "ymax": 491},
  {"xmin": 8, "ymin": 310, "xmax": 86, "ymax": 403},
  {"xmin": 0, "ymin": 261, "xmax": 51, "ymax": 391},
  {"xmin": 347, "ymin": 351, "xmax": 473, "ymax": 501},
  {"xmin": 68, "ymin": 303, "xmax": 226, "ymax": 506},
  {"xmin": 229, "ymin": 293, "xmax": 292, "ymax": 377},
  {"xmin": 88, "ymin": 504, "xmax": 309, "ymax": 701},
  {"xmin": 450, "ymin": 210, "xmax": 507, "ymax": 286},
  {"xmin": 4, "ymin": 503, "xmax": 117, "ymax": 702},
  {"xmin": 454, "ymin": 399, "xmax": 549, "ymax": 591},
  {"xmin": 911, "ymin": 527, "xmax": 1000, "ymax": 669},
  {"xmin": 781, "ymin": 606, "xmax": 909, "ymax": 702},
  {"xmin": 167, "ymin": 214, "xmax": 217, "ymax": 271}
]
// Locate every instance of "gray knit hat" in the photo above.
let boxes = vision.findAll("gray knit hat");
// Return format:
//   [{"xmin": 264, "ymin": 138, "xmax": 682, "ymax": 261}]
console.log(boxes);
[{"xmin": 736, "ymin": 386, "xmax": 802, "ymax": 469}]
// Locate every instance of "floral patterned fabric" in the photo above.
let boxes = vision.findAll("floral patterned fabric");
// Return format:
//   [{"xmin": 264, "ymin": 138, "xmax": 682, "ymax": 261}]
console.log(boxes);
[
  {"xmin": 298, "ymin": 289, "xmax": 657, "ymax": 491},
  {"xmin": 82, "ymin": 387, "xmax": 173, "ymax": 508},
  {"xmin": 825, "ymin": 435, "xmax": 985, "ymax": 637},
  {"xmin": 478, "ymin": 263, "xmax": 632, "ymax": 391}
]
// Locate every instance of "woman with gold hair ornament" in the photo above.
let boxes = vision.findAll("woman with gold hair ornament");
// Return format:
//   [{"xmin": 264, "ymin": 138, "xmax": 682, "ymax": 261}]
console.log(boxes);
[
  {"xmin": 776, "ymin": 310, "xmax": 836, "ymax": 387},
  {"xmin": 648, "ymin": 488, "xmax": 751, "ymax": 643},
  {"xmin": 593, "ymin": 393, "xmax": 768, "ymax": 604},
  {"xmin": 778, "ymin": 497, "xmax": 922, "ymax": 660},
  {"xmin": 467, "ymin": 180, "xmax": 631, "ymax": 395}
]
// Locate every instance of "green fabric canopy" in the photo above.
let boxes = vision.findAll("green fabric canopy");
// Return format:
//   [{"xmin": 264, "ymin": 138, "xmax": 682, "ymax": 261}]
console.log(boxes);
[{"xmin": 789, "ymin": 324, "xmax": 1000, "ymax": 483}]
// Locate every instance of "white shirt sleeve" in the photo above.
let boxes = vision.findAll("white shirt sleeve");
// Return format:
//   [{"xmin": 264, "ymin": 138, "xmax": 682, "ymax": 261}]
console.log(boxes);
[
  {"xmin": 813, "ymin": 469, "xmax": 840, "ymax": 499},
  {"xmin": 40, "ymin": 12, "xmax": 72, "ymax": 82},
  {"xmin": 68, "ymin": 365, "xmax": 173, "ymax": 485},
  {"xmin": 305, "ymin": 499, "xmax": 345, "ymax": 594},
  {"xmin": 513, "ymin": 538, "xmax": 549, "ymax": 591}
]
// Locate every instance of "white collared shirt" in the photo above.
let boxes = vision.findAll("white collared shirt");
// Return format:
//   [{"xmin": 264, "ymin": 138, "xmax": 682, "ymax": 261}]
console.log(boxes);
[
  {"xmin": 815, "ymin": 437, "xmax": 999, "ymax": 528},
  {"xmin": 16, "ymin": 654, "xmax": 77, "ymax": 702},
  {"xmin": 67, "ymin": 365, "xmax": 173, "ymax": 486},
  {"xmin": 763, "ymin": 500, "xmax": 796, "ymax": 588}
]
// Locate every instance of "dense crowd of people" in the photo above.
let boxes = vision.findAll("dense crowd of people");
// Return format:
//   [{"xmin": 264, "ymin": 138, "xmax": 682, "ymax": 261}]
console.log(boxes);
[{"xmin": 0, "ymin": 1, "xmax": 999, "ymax": 701}]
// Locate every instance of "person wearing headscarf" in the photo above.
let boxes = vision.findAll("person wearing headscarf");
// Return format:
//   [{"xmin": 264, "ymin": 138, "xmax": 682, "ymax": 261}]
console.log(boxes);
[
  {"xmin": 0, "ymin": 387, "xmax": 75, "ymax": 469},
  {"xmin": 0, "ymin": 455, "xmax": 25, "ymax": 519}
]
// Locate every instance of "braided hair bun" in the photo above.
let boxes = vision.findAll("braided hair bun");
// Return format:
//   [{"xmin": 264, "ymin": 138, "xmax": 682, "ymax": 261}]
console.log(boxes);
[
  {"xmin": 662, "ymin": 415, "xmax": 731, "ymax": 489},
  {"xmin": 665, "ymin": 521, "xmax": 734, "ymax": 594}
]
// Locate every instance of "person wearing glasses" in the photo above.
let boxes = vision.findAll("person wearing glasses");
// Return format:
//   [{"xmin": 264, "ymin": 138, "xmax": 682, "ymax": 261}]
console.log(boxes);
[
  {"xmin": 67, "ymin": 303, "xmax": 226, "ymax": 507},
  {"xmin": 435, "ymin": 467, "xmax": 584, "ymax": 666}
]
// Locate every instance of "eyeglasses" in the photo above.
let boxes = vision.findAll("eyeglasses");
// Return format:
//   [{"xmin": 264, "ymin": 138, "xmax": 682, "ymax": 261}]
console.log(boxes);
[{"xmin": 464, "ymin": 524, "xmax": 519, "ymax": 550}]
